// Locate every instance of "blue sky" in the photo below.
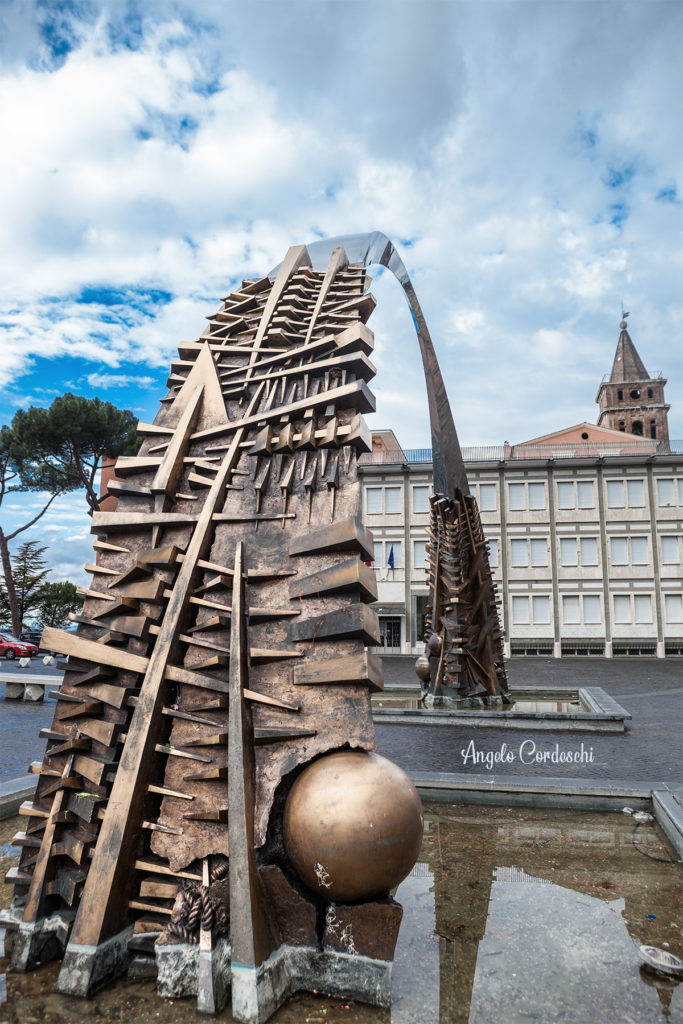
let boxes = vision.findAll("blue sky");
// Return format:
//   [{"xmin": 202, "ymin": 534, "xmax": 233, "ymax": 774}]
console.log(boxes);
[{"xmin": 0, "ymin": 0, "xmax": 681, "ymax": 586}]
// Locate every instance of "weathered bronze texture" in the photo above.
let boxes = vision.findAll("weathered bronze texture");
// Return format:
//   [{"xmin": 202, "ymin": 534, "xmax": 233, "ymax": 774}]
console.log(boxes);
[
  {"xmin": 282, "ymin": 750, "xmax": 423, "ymax": 902},
  {"xmin": 5, "ymin": 234, "xmax": 506, "ymax": 1022}
]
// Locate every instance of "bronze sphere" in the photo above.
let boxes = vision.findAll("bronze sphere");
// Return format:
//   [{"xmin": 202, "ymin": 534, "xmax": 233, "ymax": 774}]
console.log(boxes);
[
  {"xmin": 283, "ymin": 750, "xmax": 423, "ymax": 902},
  {"xmin": 414, "ymin": 654, "xmax": 431, "ymax": 683},
  {"xmin": 427, "ymin": 632, "xmax": 442, "ymax": 656}
]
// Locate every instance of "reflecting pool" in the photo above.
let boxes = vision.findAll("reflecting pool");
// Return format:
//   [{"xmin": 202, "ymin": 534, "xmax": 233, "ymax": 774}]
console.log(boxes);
[{"xmin": 2, "ymin": 805, "xmax": 681, "ymax": 1023}]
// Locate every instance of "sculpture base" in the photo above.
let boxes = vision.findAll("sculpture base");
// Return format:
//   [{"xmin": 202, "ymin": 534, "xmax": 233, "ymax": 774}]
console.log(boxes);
[
  {"xmin": 9, "ymin": 914, "xmax": 69, "ymax": 972},
  {"xmin": 156, "ymin": 937, "xmax": 231, "ymax": 1013},
  {"xmin": 231, "ymin": 945, "xmax": 393, "ymax": 1024},
  {"xmin": 55, "ymin": 926, "xmax": 132, "ymax": 996}
]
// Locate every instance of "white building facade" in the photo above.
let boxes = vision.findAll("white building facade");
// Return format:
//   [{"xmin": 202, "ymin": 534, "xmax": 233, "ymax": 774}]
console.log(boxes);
[{"xmin": 358, "ymin": 433, "xmax": 683, "ymax": 659}]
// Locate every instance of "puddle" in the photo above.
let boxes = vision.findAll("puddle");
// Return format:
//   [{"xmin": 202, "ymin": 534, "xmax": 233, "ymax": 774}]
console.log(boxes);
[
  {"xmin": 1, "ymin": 805, "xmax": 681, "ymax": 1022},
  {"xmin": 372, "ymin": 692, "xmax": 584, "ymax": 713}
]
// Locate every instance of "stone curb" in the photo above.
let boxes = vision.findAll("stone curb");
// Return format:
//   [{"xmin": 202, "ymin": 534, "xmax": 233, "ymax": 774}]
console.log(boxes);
[
  {"xmin": 0, "ymin": 776, "xmax": 37, "ymax": 820},
  {"xmin": 410, "ymin": 770, "xmax": 668, "ymax": 812}
]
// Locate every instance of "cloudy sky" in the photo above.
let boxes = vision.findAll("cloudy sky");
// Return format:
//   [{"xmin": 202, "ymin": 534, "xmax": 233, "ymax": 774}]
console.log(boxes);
[{"xmin": 0, "ymin": 0, "xmax": 681, "ymax": 585}]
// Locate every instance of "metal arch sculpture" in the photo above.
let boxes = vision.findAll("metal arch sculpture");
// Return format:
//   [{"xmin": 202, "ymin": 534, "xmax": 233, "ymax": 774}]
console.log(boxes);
[
  {"xmin": 2, "ymin": 234, "xmax": 506, "ymax": 1023},
  {"xmin": 273, "ymin": 232, "xmax": 507, "ymax": 703},
  {"xmin": 270, "ymin": 231, "xmax": 468, "ymax": 498}
]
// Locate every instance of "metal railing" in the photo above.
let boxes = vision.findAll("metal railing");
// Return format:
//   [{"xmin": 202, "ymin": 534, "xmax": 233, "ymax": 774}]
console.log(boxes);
[
  {"xmin": 599, "ymin": 371, "xmax": 663, "ymax": 383},
  {"xmin": 359, "ymin": 440, "xmax": 683, "ymax": 466}
]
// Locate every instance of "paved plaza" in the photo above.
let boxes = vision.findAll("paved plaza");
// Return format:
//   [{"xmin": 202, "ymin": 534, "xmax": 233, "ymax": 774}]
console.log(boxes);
[
  {"xmin": 376, "ymin": 656, "xmax": 683, "ymax": 785},
  {"xmin": 0, "ymin": 657, "xmax": 681, "ymax": 786}
]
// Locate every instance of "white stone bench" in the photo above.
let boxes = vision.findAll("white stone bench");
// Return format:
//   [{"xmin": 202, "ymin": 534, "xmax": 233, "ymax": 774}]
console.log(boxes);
[{"xmin": 0, "ymin": 673, "xmax": 59, "ymax": 701}]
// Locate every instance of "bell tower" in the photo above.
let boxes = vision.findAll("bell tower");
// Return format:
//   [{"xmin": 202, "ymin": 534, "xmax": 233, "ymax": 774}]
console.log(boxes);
[{"xmin": 596, "ymin": 316, "xmax": 670, "ymax": 442}]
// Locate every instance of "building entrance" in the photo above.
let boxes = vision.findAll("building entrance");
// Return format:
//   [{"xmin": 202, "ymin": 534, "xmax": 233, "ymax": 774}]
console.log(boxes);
[{"xmin": 378, "ymin": 616, "xmax": 402, "ymax": 651}]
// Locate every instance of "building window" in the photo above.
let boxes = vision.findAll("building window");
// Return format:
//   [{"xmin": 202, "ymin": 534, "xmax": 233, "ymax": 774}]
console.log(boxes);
[
  {"xmin": 557, "ymin": 481, "xmax": 596, "ymax": 510},
  {"xmin": 561, "ymin": 594, "xmax": 602, "ymax": 625},
  {"xmin": 661, "ymin": 536, "xmax": 681, "ymax": 564},
  {"xmin": 479, "ymin": 483, "xmax": 497, "ymax": 511},
  {"xmin": 632, "ymin": 420, "xmax": 643, "ymax": 436},
  {"xmin": 365, "ymin": 485, "xmax": 402, "ymax": 515},
  {"xmin": 412, "ymin": 486, "xmax": 430, "ymax": 514},
  {"xmin": 618, "ymin": 390, "xmax": 623, "ymax": 400},
  {"xmin": 665, "ymin": 594, "xmax": 683, "ymax": 623},
  {"xmin": 385, "ymin": 487, "xmax": 401, "ymax": 513},
  {"xmin": 366, "ymin": 487, "xmax": 383, "ymax": 514},
  {"xmin": 508, "ymin": 482, "xmax": 546, "ymax": 511},
  {"xmin": 559, "ymin": 537, "xmax": 599, "ymax": 567},
  {"xmin": 385, "ymin": 541, "xmax": 403, "ymax": 569},
  {"xmin": 367, "ymin": 540, "xmax": 403, "ymax": 569},
  {"xmin": 413, "ymin": 540, "xmax": 427, "ymax": 568},
  {"xmin": 609, "ymin": 536, "xmax": 649, "ymax": 566},
  {"xmin": 577, "ymin": 481, "xmax": 595, "ymax": 509},
  {"xmin": 511, "ymin": 539, "xmax": 528, "ymax": 567},
  {"xmin": 557, "ymin": 482, "xmax": 574, "ymax": 509},
  {"xmin": 487, "ymin": 538, "xmax": 499, "ymax": 568},
  {"xmin": 530, "ymin": 539, "xmax": 548, "ymax": 566},
  {"xmin": 532, "ymin": 596, "xmax": 550, "ymax": 623},
  {"xmin": 414, "ymin": 595, "xmax": 429, "ymax": 643},
  {"xmin": 509, "ymin": 484, "xmax": 525, "ymax": 511},
  {"xmin": 656, "ymin": 479, "xmax": 683, "ymax": 507},
  {"xmin": 512, "ymin": 596, "xmax": 529, "ymax": 624},
  {"xmin": 627, "ymin": 480, "xmax": 645, "ymax": 506},
  {"xmin": 580, "ymin": 538, "xmax": 598, "ymax": 565},
  {"xmin": 511, "ymin": 595, "xmax": 550, "ymax": 625},
  {"xmin": 562, "ymin": 596, "xmax": 580, "ymax": 624},
  {"xmin": 560, "ymin": 538, "xmax": 578, "ymax": 566},
  {"xmin": 583, "ymin": 595, "xmax": 601, "ymax": 623},
  {"xmin": 509, "ymin": 539, "xmax": 547, "ymax": 567},
  {"xmin": 614, "ymin": 594, "xmax": 653, "ymax": 624},
  {"xmin": 606, "ymin": 479, "xmax": 645, "ymax": 508}
]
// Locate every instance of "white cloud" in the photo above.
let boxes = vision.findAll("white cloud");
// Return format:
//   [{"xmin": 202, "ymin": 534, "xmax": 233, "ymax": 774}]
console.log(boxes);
[
  {"xmin": 0, "ymin": 0, "xmax": 680, "ymax": 583},
  {"xmin": 86, "ymin": 372, "xmax": 156, "ymax": 389}
]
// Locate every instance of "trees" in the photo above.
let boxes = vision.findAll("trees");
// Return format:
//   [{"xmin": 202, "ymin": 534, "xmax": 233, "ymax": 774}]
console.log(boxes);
[
  {"xmin": 11, "ymin": 393, "xmax": 138, "ymax": 514},
  {"xmin": 0, "ymin": 394, "xmax": 138, "ymax": 635},
  {"xmin": 34, "ymin": 581, "xmax": 80, "ymax": 629},
  {"xmin": 0, "ymin": 541, "xmax": 50, "ymax": 627},
  {"xmin": 0, "ymin": 420, "xmax": 79, "ymax": 637},
  {"xmin": 0, "ymin": 544, "xmax": 80, "ymax": 632}
]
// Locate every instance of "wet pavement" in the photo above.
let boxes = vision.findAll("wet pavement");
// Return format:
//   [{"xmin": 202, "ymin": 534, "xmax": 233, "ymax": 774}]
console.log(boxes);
[{"xmin": 1, "ymin": 803, "xmax": 682, "ymax": 1023}]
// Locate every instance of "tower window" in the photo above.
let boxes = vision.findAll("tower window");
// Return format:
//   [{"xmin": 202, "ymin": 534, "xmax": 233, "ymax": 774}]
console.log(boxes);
[
  {"xmin": 619, "ymin": 420, "xmax": 626, "ymax": 432},
  {"xmin": 647, "ymin": 388, "xmax": 653, "ymax": 398},
  {"xmin": 617, "ymin": 390, "xmax": 623, "ymax": 400},
  {"xmin": 650, "ymin": 420, "xmax": 657, "ymax": 439},
  {"xmin": 632, "ymin": 420, "xmax": 643, "ymax": 436},
  {"xmin": 630, "ymin": 388, "xmax": 641, "ymax": 399}
]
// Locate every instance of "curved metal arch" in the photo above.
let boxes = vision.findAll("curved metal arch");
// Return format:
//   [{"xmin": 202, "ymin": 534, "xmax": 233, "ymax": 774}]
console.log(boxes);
[{"xmin": 271, "ymin": 231, "xmax": 467, "ymax": 498}]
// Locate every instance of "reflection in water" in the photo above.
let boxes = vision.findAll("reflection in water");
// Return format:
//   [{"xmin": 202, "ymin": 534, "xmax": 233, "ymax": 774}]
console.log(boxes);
[
  {"xmin": 371, "ymin": 693, "xmax": 582, "ymax": 713},
  {"xmin": 1, "ymin": 806, "xmax": 681, "ymax": 1023}
]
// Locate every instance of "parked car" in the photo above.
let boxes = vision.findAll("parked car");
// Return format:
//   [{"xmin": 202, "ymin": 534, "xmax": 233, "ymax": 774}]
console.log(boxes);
[
  {"xmin": 21, "ymin": 629, "xmax": 43, "ymax": 647},
  {"xmin": 0, "ymin": 633, "xmax": 39, "ymax": 660}
]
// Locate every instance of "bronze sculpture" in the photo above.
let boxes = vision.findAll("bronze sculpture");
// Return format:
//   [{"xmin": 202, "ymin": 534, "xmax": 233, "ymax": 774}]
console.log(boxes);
[{"xmin": 2, "ymin": 233, "xmax": 505, "ymax": 1022}]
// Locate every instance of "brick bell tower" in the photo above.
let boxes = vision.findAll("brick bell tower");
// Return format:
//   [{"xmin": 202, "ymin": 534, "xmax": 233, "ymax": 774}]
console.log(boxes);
[{"xmin": 596, "ymin": 315, "xmax": 670, "ymax": 442}]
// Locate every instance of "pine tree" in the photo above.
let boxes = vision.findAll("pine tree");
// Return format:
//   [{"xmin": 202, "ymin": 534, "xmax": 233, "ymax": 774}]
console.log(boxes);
[
  {"xmin": 0, "ymin": 541, "xmax": 50, "ymax": 631},
  {"xmin": 34, "ymin": 581, "xmax": 80, "ymax": 629}
]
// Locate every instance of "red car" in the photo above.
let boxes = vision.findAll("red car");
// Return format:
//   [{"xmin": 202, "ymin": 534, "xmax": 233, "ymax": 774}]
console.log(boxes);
[{"xmin": 0, "ymin": 633, "xmax": 39, "ymax": 660}]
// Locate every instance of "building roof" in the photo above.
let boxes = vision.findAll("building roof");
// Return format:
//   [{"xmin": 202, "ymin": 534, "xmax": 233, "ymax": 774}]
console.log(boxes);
[
  {"xmin": 609, "ymin": 321, "xmax": 649, "ymax": 382},
  {"xmin": 517, "ymin": 421, "xmax": 653, "ymax": 447}
]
